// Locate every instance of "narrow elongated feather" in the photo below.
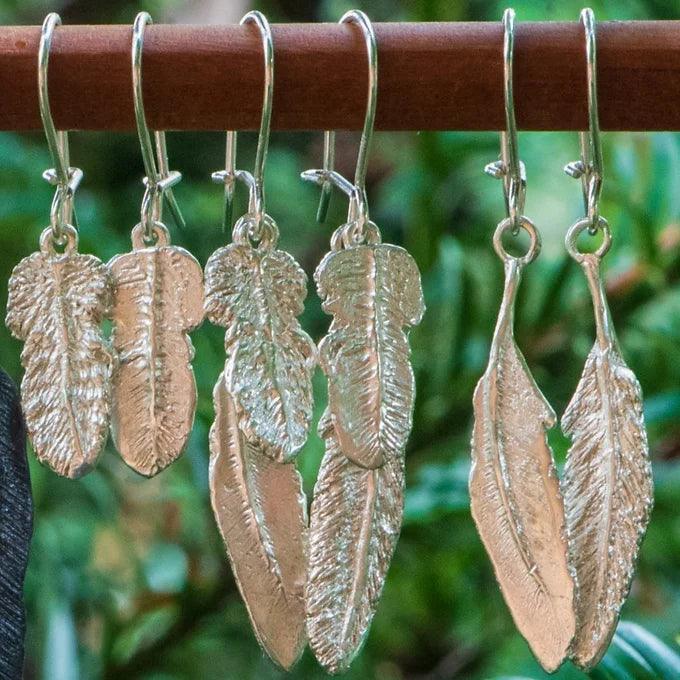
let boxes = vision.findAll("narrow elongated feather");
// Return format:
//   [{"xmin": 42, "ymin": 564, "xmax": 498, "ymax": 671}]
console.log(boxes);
[
  {"xmin": 0, "ymin": 368, "xmax": 32, "ymax": 679},
  {"xmin": 469, "ymin": 259, "xmax": 575, "ymax": 673},
  {"xmin": 562, "ymin": 254, "xmax": 653, "ymax": 670},
  {"xmin": 209, "ymin": 373, "xmax": 307, "ymax": 670},
  {"xmin": 315, "ymin": 243, "xmax": 425, "ymax": 469},
  {"xmin": 307, "ymin": 412, "xmax": 404, "ymax": 674},
  {"xmin": 6, "ymin": 249, "xmax": 113, "ymax": 478},
  {"xmin": 205, "ymin": 244, "xmax": 316, "ymax": 462},
  {"xmin": 108, "ymin": 245, "xmax": 203, "ymax": 476}
]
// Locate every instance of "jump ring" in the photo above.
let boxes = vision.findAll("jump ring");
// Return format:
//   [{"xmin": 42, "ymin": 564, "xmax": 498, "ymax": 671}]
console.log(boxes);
[
  {"xmin": 493, "ymin": 216, "xmax": 541, "ymax": 266},
  {"xmin": 565, "ymin": 216, "xmax": 611, "ymax": 262}
]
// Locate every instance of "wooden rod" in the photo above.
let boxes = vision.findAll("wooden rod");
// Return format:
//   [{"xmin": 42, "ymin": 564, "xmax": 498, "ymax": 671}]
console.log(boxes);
[{"xmin": 0, "ymin": 21, "xmax": 678, "ymax": 132}]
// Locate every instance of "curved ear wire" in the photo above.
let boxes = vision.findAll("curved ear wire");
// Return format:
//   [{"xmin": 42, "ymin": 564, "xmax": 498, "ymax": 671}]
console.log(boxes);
[
  {"xmin": 131, "ymin": 12, "xmax": 185, "ymax": 237},
  {"xmin": 301, "ymin": 9, "xmax": 377, "ymax": 227},
  {"xmin": 38, "ymin": 13, "xmax": 82, "ymax": 240},
  {"xmin": 212, "ymin": 10, "xmax": 274, "ymax": 233}
]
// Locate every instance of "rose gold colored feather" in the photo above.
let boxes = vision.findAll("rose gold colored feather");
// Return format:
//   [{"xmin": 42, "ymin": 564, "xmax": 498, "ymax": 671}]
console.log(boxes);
[
  {"xmin": 209, "ymin": 373, "xmax": 307, "ymax": 670},
  {"xmin": 562, "ymin": 254, "xmax": 653, "ymax": 670},
  {"xmin": 469, "ymin": 258, "xmax": 575, "ymax": 672},
  {"xmin": 108, "ymin": 228, "xmax": 203, "ymax": 477},
  {"xmin": 5, "ymin": 229, "xmax": 113, "ymax": 478}
]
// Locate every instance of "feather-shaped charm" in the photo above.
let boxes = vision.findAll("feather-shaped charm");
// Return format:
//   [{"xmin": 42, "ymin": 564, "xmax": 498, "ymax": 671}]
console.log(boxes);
[
  {"xmin": 469, "ymin": 254, "xmax": 576, "ymax": 673},
  {"xmin": 5, "ymin": 228, "xmax": 113, "ymax": 478},
  {"xmin": 0, "ymin": 368, "xmax": 32, "ymax": 678},
  {"xmin": 209, "ymin": 373, "xmax": 307, "ymax": 670},
  {"xmin": 205, "ymin": 239, "xmax": 316, "ymax": 462},
  {"xmin": 562, "ymin": 253, "xmax": 653, "ymax": 670},
  {"xmin": 314, "ymin": 242, "xmax": 425, "ymax": 469},
  {"xmin": 108, "ymin": 226, "xmax": 204, "ymax": 477},
  {"xmin": 307, "ymin": 412, "xmax": 404, "ymax": 674}
]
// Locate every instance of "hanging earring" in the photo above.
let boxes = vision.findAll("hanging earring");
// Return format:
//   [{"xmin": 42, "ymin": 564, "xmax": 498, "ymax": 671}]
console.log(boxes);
[
  {"xmin": 468, "ymin": 9, "xmax": 575, "ymax": 673},
  {"xmin": 301, "ymin": 10, "xmax": 425, "ymax": 674},
  {"xmin": 5, "ymin": 13, "xmax": 114, "ymax": 479},
  {"xmin": 561, "ymin": 8, "xmax": 653, "ymax": 670},
  {"xmin": 204, "ymin": 11, "xmax": 313, "ymax": 671},
  {"xmin": 106, "ymin": 12, "xmax": 203, "ymax": 478}
]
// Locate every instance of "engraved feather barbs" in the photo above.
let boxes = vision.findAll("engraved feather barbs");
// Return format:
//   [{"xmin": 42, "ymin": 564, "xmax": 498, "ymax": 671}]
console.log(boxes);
[
  {"xmin": 468, "ymin": 9, "xmax": 575, "ymax": 674},
  {"xmin": 561, "ymin": 9, "xmax": 653, "ymax": 670},
  {"xmin": 206, "ymin": 12, "xmax": 311, "ymax": 669},
  {"xmin": 5, "ymin": 14, "xmax": 113, "ymax": 479},
  {"xmin": 106, "ymin": 12, "xmax": 203, "ymax": 478},
  {"xmin": 303, "ymin": 11, "xmax": 424, "ymax": 673}
]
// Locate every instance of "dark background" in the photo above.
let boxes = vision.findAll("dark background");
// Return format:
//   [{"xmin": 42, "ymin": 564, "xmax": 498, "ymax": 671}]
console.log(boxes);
[{"xmin": 0, "ymin": 0, "xmax": 679, "ymax": 678}]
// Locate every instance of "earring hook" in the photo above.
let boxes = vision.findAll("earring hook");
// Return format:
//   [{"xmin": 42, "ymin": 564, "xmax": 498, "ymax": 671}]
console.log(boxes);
[
  {"xmin": 564, "ymin": 7, "xmax": 604, "ymax": 234},
  {"xmin": 38, "ymin": 13, "xmax": 82, "ymax": 241},
  {"xmin": 132, "ymin": 12, "xmax": 185, "ymax": 240},
  {"xmin": 212, "ymin": 10, "xmax": 273, "ymax": 232},
  {"xmin": 301, "ymin": 9, "xmax": 377, "ymax": 227},
  {"xmin": 484, "ymin": 8, "xmax": 526, "ymax": 234}
]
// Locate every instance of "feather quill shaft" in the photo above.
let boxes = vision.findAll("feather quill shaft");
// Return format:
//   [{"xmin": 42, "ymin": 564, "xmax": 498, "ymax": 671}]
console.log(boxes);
[
  {"xmin": 469, "ymin": 258, "xmax": 575, "ymax": 673},
  {"xmin": 562, "ymin": 254, "xmax": 653, "ymax": 669}
]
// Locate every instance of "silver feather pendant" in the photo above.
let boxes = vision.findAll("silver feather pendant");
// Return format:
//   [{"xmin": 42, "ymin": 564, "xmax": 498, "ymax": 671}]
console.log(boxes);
[
  {"xmin": 108, "ymin": 224, "xmax": 204, "ymax": 477},
  {"xmin": 562, "ymin": 249, "xmax": 653, "ymax": 670},
  {"xmin": 307, "ymin": 224, "xmax": 424, "ymax": 673},
  {"xmin": 5, "ymin": 227, "xmax": 114, "ymax": 479},
  {"xmin": 469, "ymin": 223, "xmax": 575, "ymax": 673},
  {"xmin": 205, "ymin": 215, "xmax": 313, "ymax": 668}
]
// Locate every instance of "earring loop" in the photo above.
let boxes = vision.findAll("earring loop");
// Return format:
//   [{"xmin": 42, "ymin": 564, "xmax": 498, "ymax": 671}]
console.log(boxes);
[
  {"xmin": 38, "ymin": 13, "xmax": 83, "ymax": 242},
  {"xmin": 483, "ymin": 8, "xmax": 526, "ymax": 235},
  {"xmin": 212, "ymin": 11, "xmax": 273, "ymax": 232},
  {"xmin": 564, "ymin": 7, "xmax": 604, "ymax": 235},
  {"xmin": 301, "ymin": 9, "xmax": 377, "ymax": 227},
  {"xmin": 131, "ymin": 12, "xmax": 185, "ymax": 240}
]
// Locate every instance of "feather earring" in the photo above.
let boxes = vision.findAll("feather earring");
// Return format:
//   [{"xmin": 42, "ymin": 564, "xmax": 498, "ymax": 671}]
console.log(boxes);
[
  {"xmin": 5, "ymin": 14, "xmax": 113, "ymax": 479},
  {"xmin": 0, "ymin": 368, "xmax": 32, "ymax": 677},
  {"xmin": 468, "ymin": 10, "xmax": 575, "ymax": 674},
  {"xmin": 107, "ymin": 13, "xmax": 203, "ymax": 478},
  {"xmin": 204, "ymin": 12, "xmax": 313, "ymax": 671},
  {"xmin": 302, "ymin": 11, "xmax": 424, "ymax": 673},
  {"xmin": 561, "ymin": 9, "xmax": 653, "ymax": 670}
]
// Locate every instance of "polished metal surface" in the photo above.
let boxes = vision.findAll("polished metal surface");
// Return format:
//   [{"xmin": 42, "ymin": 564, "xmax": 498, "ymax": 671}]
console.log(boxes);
[
  {"xmin": 6, "ymin": 227, "xmax": 113, "ymax": 478},
  {"xmin": 561, "ymin": 250, "xmax": 653, "ymax": 670},
  {"xmin": 209, "ymin": 374, "xmax": 307, "ymax": 670},
  {"xmin": 108, "ymin": 224, "xmax": 203, "ymax": 477},
  {"xmin": 469, "ymin": 221, "xmax": 575, "ymax": 672}
]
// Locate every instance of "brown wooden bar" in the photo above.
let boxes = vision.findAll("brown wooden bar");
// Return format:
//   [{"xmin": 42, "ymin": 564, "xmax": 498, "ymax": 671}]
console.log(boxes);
[{"xmin": 0, "ymin": 21, "xmax": 678, "ymax": 132}]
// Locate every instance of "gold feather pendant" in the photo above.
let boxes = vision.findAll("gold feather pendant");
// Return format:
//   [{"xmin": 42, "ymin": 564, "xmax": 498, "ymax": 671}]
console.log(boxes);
[
  {"xmin": 5, "ymin": 227, "xmax": 114, "ymax": 479},
  {"xmin": 469, "ymin": 220, "xmax": 576, "ymax": 672},
  {"xmin": 307, "ymin": 224, "xmax": 424, "ymax": 673},
  {"xmin": 108, "ymin": 224, "xmax": 204, "ymax": 477},
  {"xmin": 561, "ymin": 243, "xmax": 653, "ymax": 670},
  {"xmin": 205, "ymin": 215, "xmax": 313, "ymax": 669}
]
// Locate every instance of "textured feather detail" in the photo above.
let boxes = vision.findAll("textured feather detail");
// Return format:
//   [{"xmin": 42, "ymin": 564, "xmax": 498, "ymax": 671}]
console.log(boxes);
[
  {"xmin": 469, "ymin": 259, "xmax": 575, "ymax": 673},
  {"xmin": 205, "ymin": 244, "xmax": 316, "ymax": 462},
  {"xmin": 209, "ymin": 373, "xmax": 307, "ymax": 670},
  {"xmin": 0, "ymin": 368, "xmax": 32, "ymax": 679},
  {"xmin": 314, "ymin": 243, "xmax": 425, "ymax": 469},
  {"xmin": 306, "ymin": 412, "xmax": 404, "ymax": 674},
  {"xmin": 561, "ymin": 254, "xmax": 653, "ymax": 670},
  {"xmin": 6, "ymin": 249, "xmax": 113, "ymax": 478},
  {"xmin": 108, "ymin": 245, "xmax": 203, "ymax": 477}
]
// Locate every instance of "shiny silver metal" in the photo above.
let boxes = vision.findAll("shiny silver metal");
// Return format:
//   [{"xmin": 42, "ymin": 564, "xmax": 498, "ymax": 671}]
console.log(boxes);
[
  {"xmin": 301, "ymin": 9, "xmax": 377, "ymax": 228},
  {"xmin": 563, "ymin": 7, "xmax": 603, "ymax": 234},
  {"xmin": 211, "ymin": 10, "xmax": 273, "ymax": 232},
  {"xmin": 483, "ymin": 8, "xmax": 525, "ymax": 234},
  {"xmin": 560, "ymin": 9, "xmax": 654, "ymax": 670},
  {"xmin": 131, "ymin": 12, "xmax": 184, "ymax": 239},
  {"xmin": 38, "ymin": 13, "xmax": 82, "ymax": 241}
]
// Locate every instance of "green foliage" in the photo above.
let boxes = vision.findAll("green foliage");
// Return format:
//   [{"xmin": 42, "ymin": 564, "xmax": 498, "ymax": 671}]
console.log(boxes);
[{"xmin": 0, "ymin": 0, "xmax": 679, "ymax": 678}]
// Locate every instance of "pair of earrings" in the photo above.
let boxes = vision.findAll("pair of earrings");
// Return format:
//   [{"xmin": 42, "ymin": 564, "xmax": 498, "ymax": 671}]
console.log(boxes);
[
  {"xmin": 204, "ymin": 10, "xmax": 424, "ymax": 673},
  {"xmin": 470, "ymin": 8, "xmax": 653, "ymax": 673},
  {"xmin": 6, "ymin": 12, "xmax": 203, "ymax": 479}
]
